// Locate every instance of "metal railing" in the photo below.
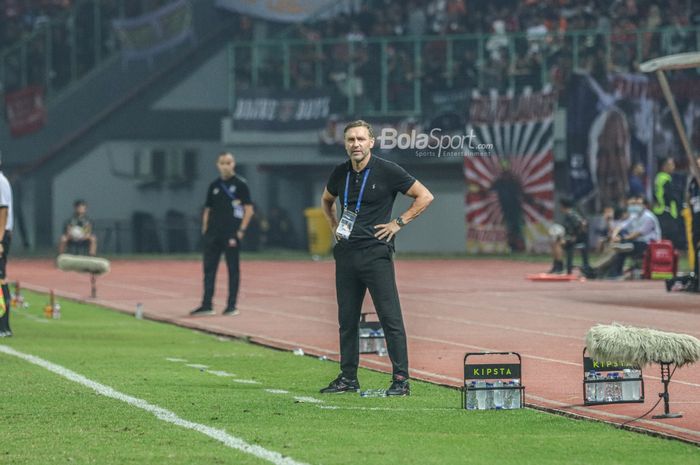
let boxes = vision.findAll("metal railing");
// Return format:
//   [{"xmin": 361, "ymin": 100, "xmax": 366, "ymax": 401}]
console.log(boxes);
[
  {"xmin": 227, "ymin": 25, "xmax": 700, "ymax": 117},
  {"xmin": 0, "ymin": 0, "xmax": 128, "ymax": 98}
]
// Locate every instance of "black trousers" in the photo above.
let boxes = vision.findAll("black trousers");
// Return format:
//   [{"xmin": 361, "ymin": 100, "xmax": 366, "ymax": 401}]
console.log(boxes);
[
  {"xmin": 564, "ymin": 241, "xmax": 590, "ymax": 274},
  {"xmin": 0, "ymin": 233, "xmax": 11, "ymax": 332},
  {"xmin": 334, "ymin": 242, "xmax": 409, "ymax": 380},
  {"xmin": 201, "ymin": 234, "xmax": 240, "ymax": 309}
]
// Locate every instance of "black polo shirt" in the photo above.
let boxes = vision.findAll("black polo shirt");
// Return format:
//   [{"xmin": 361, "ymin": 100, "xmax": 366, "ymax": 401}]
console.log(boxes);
[
  {"xmin": 204, "ymin": 175, "xmax": 252, "ymax": 238},
  {"xmin": 326, "ymin": 155, "xmax": 416, "ymax": 248}
]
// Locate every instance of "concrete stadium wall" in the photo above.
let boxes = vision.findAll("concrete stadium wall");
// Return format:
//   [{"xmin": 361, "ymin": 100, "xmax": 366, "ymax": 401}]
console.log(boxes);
[{"xmin": 49, "ymin": 139, "xmax": 467, "ymax": 253}]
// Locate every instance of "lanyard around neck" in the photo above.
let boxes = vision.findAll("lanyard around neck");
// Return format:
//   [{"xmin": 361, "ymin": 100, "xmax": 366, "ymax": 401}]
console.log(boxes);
[
  {"xmin": 219, "ymin": 180, "xmax": 236, "ymax": 200},
  {"xmin": 343, "ymin": 168, "xmax": 371, "ymax": 213}
]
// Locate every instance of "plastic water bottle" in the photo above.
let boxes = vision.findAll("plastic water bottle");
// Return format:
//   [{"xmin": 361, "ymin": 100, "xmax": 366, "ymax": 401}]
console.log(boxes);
[
  {"xmin": 511, "ymin": 379, "xmax": 521, "ymax": 409},
  {"xmin": 604, "ymin": 373, "xmax": 622, "ymax": 402},
  {"xmin": 52, "ymin": 303, "xmax": 61, "ymax": 320},
  {"xmin": 292, "ymin": 348, "xmax": 304, "ymax": 356},
  {"xmin": 621, "ymin": 369, "xmax": 633, "ymax": 401},
  {"xmin": 503, "ymin": 381, "xmax": 514, "ymax": 409},
  {"xmin": 613, "ymin": 373, "xmax": 623, "ymax": 401},
  {"xmin": 466, "ymin": 382, "xmax": 478, "ymax": 410},
  {"xmin": 475, "ymin": 381, "xmax": 487, "ymax": 410},
  {"xmin": 594, "ymin": 372, "xmax": 605, "ymax": 402},
  {"xmin": 603, "ymin": 373, "xmax": 613, "ymax": 401},
  {"xmin": 493, "ymin": 380, "xmax": 504, "ymax": 409},
  {"xmin": 135, "ymin": 303, "xmax": 144, "ymax": 320},
  {"xmin": 485, "ymin": 382, "xmax": 495, "ymax": 409},
  {"xmin": 585, "ymin": 371, "xmax": 597, "ymax": 402},
  {"xmin": 359, "ymin": 328, "xmax": 371, "ymax": 352},
  {"xmin": 629, "ymin": 369, "xmax": 641, "ymax": 401},
  {"xmin": 360, "ymin": 389, "xmax": 386, "ymax": 398}
]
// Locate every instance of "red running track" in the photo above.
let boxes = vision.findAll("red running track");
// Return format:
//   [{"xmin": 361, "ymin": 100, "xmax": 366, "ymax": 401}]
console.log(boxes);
[{"xmin": 9, "ymin": 258, "xmax": 700, "ymax": 443}]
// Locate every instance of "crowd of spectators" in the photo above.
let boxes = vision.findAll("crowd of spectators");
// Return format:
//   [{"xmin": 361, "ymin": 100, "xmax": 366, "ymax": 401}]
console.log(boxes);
[
  {"xmin": 0, "ymin": 1, "xmax": 174, "ymax": 51},
  {"xmin": 232, "ymin": 0, "xmax": 700, "ymax": 114},
  {"xmin": 0, "ymin": 0, "xmax": 173, "ymax": 93},
  {"xmin": 4, "ymin": 1, "xmax": 700, "ymax": 110}
]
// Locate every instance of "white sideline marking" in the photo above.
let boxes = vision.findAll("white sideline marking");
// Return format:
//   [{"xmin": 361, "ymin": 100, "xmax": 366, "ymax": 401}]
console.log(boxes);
[
  {"xmin": 293, "ymin": 396, "xmax": 323, "ymax": 404},
  {"xmin": 18, "ymin": 312, "xmax": 49, "ymax": 323},
  {"xmin": 318, "ymin": 405, "xmax": 454, "ymax": 412},
  {"xmin": 265, "ymin": 389, "xmax": 290, "ymax": 394},
  {"xmin": 186, "ymin": 363, "xmax": 209, "ymax": 369},
  {"xmin": 0, "ymin": 345, "xmax": 310, "ymax": 465},
  {"xmin": 165, "ymin": 357, "xmax": 187, "ymax": 363},
  {"xmin": 207, "ymin": 370, "xmax": 236, "ymax": 377},
  {"xmin": 232, "ymin": 379, "xmax": 260, "ymax": 385}
]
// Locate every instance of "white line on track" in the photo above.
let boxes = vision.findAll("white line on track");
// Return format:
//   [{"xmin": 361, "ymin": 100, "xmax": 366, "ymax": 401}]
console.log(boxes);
[{"xmin": 0, "ymin": 345, "xmax": 310, "ymax": 465}]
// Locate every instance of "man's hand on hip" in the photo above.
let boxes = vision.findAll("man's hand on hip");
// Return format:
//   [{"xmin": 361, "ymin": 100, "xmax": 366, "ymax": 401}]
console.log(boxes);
[{"xmin": 374, "ymin": 221, "xmax": 401, "ymax": 241}]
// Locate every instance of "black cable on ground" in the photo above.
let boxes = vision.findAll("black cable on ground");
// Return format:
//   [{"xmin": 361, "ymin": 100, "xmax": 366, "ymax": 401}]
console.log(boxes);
[{"xmin": 620, "ymin": 365, "xmax": 676, "ymax": 427}]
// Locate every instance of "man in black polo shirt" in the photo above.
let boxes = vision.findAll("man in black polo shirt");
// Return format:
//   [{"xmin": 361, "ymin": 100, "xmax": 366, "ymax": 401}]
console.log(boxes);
[
  {"xmin": 319, "ymin": 120, "xmax": 434, "ymax": 396},
  {"xmin": 191, "ymin": 152, "xmax": 253, "ymax": 316}
]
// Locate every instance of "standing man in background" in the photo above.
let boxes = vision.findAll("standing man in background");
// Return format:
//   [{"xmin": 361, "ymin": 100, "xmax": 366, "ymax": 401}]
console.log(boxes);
[
  {"xmin": 687, "ymin": 155, "xmax": 700, "ymax": 290},
  {"xmin": 320, "ymin": 120, "xmax": 433, "ymax": 396},
  {"xmin": 0, "ymin": 156, "xmax": 14, "ymax": 337},
  {"xmin": 653, "ymin": 157, "xmax": 681, "ymax": 247},
  {"xmin": 191, "ymin": 152, "xmax": 253, "ymax": 317}
]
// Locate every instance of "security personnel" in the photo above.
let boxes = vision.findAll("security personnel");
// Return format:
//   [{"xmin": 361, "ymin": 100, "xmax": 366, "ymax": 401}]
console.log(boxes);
[
  {"xmin": 191, "ymin": 152, "xmax": 253, "ymax": 316},
  {"xmin": 0, "ymin": 157, "xmax": 13, "ymax": 337},
  {"xmin": 319, "ymin": 120, "xmax": 434, "ymax": 396},
  {"xmin": 653, "ymin": 157, "xmax": 681, "ymax": 246}
]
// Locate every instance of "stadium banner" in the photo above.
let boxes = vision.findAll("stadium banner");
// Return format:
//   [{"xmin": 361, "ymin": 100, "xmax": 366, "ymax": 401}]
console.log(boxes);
[
  {"xmin": 465, "ymin": 90, "xmax": 556, "ymax": 253},
  {"xmin": 563, "ymin": 72, "xmax": 700, "ymax": 210},
  {"xmin": 5, "ymin": 85, "xmax": 47, "ymax": 137},
  {"xmin": 112, "ymin": 0, "xmax": 194, "ymax": 65},
  {"xmin": 215, "ymin": 0, "xmax": 343, "ymax": 23},
  {"xmin": 232, "ymin": 88, "xmax": 331, "ymax": 130}
]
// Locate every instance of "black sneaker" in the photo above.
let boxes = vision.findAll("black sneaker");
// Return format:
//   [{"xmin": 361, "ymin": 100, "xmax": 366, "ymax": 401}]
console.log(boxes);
[
  {"xmin": 223, "ymin": 307, "xmax": 239, "ymax": 316},
  {"xmin": 190, "ymin": 306, "xmax": 214, "ymax": 316},
  {"xmin": 581, "ymin": 266, "xmax": 596, "ymax": 279},
  {"xmin": 548, "ymin": 262, "xmax": 564, "ymax": 274},
  {"xmin": 386, "ymin": 377, "xmax": 410, "ymax": 396},
  {"xmin": 319, "ymin": 375, "xmax": 360, "ymax": 394}
]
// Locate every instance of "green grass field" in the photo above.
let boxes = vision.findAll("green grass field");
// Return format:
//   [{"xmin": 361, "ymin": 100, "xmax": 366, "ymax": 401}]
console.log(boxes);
[{"xmin": 1, "ymin": 292, "xmax": 698, "ymax": 465}]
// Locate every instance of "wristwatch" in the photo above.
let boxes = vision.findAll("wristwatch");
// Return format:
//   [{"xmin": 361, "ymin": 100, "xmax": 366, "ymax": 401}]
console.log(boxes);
[{"xmin": 395, "ymin": 216, "xmax": 405, "ymax": 227}]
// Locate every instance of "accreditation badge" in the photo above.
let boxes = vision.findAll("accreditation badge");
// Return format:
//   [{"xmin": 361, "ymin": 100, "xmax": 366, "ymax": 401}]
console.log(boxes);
[
  {"xmin": 336, "ymin": 210, "xmax": 357, "ymax": 240},
  {"xmin": 232, "ymin": 199, "xmax": 245, "ymax": 219}
]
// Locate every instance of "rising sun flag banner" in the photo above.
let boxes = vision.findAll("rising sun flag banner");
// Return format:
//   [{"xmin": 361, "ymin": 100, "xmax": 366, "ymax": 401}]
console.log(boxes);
[{"xmin": 465, "ymin": 90, "xmax": 557, "ymax": 253}]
